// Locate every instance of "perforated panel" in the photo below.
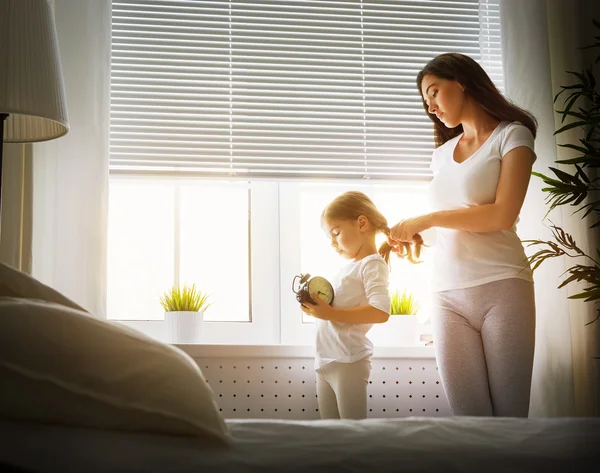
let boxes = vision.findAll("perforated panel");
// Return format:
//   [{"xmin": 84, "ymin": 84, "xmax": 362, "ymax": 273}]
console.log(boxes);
[{"xmin": 195, "ymin": 357, "xmax": 451, "ymax": 419}]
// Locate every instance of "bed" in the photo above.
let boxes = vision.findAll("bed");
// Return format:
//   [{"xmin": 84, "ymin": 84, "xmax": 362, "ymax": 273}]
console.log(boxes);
[
  {"xmin": 1, "ymin": 416, "xmax": 598, "ymax": 473},
  {"xmin": 1, "ymin": 264, "xmax": 598, "ymax": 472}
]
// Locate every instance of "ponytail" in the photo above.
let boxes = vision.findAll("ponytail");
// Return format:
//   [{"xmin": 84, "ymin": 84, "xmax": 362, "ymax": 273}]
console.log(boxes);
[{"xmin": 378, "ymin": 227, "xmax": 424, "ymax": 265}]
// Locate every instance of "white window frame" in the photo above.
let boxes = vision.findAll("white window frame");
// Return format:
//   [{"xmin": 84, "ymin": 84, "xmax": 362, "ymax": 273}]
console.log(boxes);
[
  {"xmin": 115, "ymin": 179, "xmax": 281, "ymax": 345},
  {"xmin": 279, "ymin": 181, "xmax": 314, "ymax": 346}
]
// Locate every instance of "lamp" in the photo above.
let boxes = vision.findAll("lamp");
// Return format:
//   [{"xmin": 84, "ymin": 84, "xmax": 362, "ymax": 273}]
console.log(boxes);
[{"xmin": 0, "ymin": 0, "xmax": 69, "ymax": 228}]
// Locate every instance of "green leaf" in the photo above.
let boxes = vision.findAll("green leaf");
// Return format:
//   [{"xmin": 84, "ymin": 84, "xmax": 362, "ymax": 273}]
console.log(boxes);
[
  {"xmin": 555, "ymin": 157, "xmax": 587, "ymax": 166},
  {"xmin": 160, "ymin": 283, "xmax": 212, "ymax": 312},
  {"xmin": 557, "ymin": 143, "xmax": 589, "ymax": 154},
  {"xmin": 555, "ymin": 120, "xmax": 588, "ymax": 135},
  {"xmin": 569, "ymin": 290, "xmax": 600, "ymax": 302},
  {"xmin": 580, "ymin": 204, "xmax": 599, "ymax": 219},
  {"xmin": 575, "ymin": 165, "xmax": 591, "ymax": 183},
  {"xmin": 549, "ymin": 167, "xmax": 577, "ymax": 183},
  {"xmin": 573, "ymin": 193, "xmax": 587, "ymax": 206},
  {"xmin": 389, "ymin": 289, "xmax": 420, "ymax": 316},
  {"xmin": 561, "ymin": 194, "xmax": 582, "ymax": 206},
  {"xmin": 559, "ymin": 93, "xmax": 582, "ymax": 122},
  {"xmin": 557, "ymin": 84, "xmax": 584, "ymax": 91},
  {"xmin": 566, "ymin": 70, "xmax": 586, "ymax": 83},
  {"xmin": 558, "ymin": 274, "xmax": 582, "ymax": 288},
  {"xmin": 555, "ymin": 110, "xmax": 588, "ymax": 121},
  {"xmin": 531, "ymin": 171, "xmax": 550, "ymax": 180}
]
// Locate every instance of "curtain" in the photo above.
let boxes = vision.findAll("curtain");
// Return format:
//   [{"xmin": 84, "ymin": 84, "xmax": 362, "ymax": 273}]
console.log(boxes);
[
  {"xmin": 500, "ymin": 0, "xmax": 600, "ymax": 417},
  {"xmin": 0, "ymin": 143, "xmax": 33, "ymax": 272},
  {"xmin": 31, "ymin": 0, "xmax": 111, "ymax": 317}
]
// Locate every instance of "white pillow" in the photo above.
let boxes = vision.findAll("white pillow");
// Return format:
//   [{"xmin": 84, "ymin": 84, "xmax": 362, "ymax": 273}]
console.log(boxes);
[
  {"xmin": 0, "ymin": 262, "xmax": 86, "ymax": 312},
  {"xmin": 0, "ymin": 297, "xmax": 230, "ymax": 444}
]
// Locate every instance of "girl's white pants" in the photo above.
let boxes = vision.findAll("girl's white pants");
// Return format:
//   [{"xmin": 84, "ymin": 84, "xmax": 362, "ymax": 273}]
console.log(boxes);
[{"xmin": 316, "ymin": 357, "xmax": 371, "ymax": 419}]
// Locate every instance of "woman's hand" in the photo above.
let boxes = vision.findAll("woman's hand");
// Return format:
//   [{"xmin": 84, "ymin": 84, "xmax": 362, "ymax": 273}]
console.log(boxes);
[
  {"xmin": 389, "ymin": 214, "xmax": 432, "ymax": 243},
  {"xmin": 300, "ymin": 293, "xmax": 334, "ymax": 320}
]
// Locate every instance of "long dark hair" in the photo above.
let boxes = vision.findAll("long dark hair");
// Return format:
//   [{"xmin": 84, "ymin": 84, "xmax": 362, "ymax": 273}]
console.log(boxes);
[{"xmin": 416, "ymin": 53, "xmax": 537, "ymax": 147}]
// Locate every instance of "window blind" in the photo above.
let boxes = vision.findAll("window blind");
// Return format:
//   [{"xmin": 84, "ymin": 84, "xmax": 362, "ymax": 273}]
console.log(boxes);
[{"xmin": 110, "ymin": 0, "xmax": 502, "ymax": 179}]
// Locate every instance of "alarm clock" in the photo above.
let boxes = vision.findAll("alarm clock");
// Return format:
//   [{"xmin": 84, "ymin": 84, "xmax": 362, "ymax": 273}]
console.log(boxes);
[{"xmin": 292, "ymin": 273, "xmax": 334, "ymax": 306}]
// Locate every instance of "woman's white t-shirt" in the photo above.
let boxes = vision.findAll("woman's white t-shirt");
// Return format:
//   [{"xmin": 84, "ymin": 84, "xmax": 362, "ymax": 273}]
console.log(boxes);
[
  {"xmin": 315, "ymin": 254, "xmax": 390, "ymax": 370},
  {"xmin": 428, "ymin": 121, "xmax": 536, "ymax": 293}
]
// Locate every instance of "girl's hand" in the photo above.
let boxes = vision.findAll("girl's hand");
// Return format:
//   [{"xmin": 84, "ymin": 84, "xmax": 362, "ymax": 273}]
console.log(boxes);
[
  {"xmin": 300, "ymin": 293, "xmax": 334, "ymax": 320},
  {"xmin": 389, "ymin": 215, "xmax": 432, "ymax": 243}
]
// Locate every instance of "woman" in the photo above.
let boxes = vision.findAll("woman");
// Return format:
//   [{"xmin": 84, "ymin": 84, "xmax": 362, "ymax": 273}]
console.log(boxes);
[{"xmin": 388, "ymin": 53, "xmax": 537, "ymax": 417}]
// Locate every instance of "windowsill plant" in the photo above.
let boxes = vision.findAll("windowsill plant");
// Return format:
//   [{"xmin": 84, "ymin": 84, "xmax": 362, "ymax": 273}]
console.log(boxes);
[
  {"xmin": 371, "ymin": 289, "xmax": 420, "ymax": 346},
  {"xmin": 390, "ymin": 289, "xmax": 421, "ymax": 317},
  {"xmin": 160, "ymin": 283, "xmax": 211, "ymax": 344}
]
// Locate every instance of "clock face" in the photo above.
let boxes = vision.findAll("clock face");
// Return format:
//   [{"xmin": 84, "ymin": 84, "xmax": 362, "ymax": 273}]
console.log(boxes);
[{"xmin": 308, "ymin": 276, "xmax": 334, "ymax": 305}]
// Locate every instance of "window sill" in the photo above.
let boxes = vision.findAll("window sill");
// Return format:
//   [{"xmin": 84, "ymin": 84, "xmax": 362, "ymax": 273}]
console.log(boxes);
[{"xmin": 175, "ymin": 344, "xmax": 435, "ymax": 359}]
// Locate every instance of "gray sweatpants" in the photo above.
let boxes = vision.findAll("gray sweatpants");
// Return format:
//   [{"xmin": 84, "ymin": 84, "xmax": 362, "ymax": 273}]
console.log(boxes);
[
  {"xmin": 316, "ymin": 357, "xmax": 371, "ymax": 419},
  {"xmin": 432, "ymin": 278, "xmax": 536, "ymax": 417}
]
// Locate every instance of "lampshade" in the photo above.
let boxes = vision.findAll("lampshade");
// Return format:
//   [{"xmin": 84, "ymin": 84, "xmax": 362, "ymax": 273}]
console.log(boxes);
[{"xmin": 0, "ymin": 0, "xmax": 69, "ymax": 143}]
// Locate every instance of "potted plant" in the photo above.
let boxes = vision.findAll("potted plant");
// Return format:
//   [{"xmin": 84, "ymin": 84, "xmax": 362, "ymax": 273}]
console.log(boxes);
[
  {"xmin": 388, "ymin": 289, "xmax": 420, "ymax": 346},
  {"xmin": 370, "ymin": 289, "xmax": 420, "ymax": 346},
  {"xmin": 160, "ymin": 283, "xmax": 211, "ymax": 344},
  {"xmin": 525, "ymin": 20, "xmax": 600, "ymax": 336}
]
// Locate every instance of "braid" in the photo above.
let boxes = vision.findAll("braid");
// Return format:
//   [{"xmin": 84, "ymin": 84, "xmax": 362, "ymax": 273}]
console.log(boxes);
[{"xmin": 378, "ymin": 226, "xmax": 393, "ymax": 265}]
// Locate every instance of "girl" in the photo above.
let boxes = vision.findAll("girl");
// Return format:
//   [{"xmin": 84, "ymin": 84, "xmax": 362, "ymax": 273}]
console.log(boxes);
[
  {"xmin": 388, "ymin": 53, "xmax": 537, "ymax": 417},
  {"xmin": 300, "ymin": 191, "xmax": 422, "ymax": 420}
]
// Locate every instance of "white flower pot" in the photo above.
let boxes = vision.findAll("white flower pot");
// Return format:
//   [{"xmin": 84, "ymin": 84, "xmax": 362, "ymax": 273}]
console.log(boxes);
[
  {"xmin": 165, "ymin": 311, "xmax": 204, "ymax": 344},
  {"xmin": 370, "ymin": 315, "xmax": 418, "ymax": 346},
  {"xmin": 389, "ymin": 316, "xmax": 418, "ymax": 346}
]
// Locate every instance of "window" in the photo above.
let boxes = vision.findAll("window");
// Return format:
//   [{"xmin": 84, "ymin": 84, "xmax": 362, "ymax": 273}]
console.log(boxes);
[
  {"xmin": 108, "ymin": 0, "xmax": 502, "ymax": 345},
  {"xmin": 108, "ymin": 178, "xmax": 252, "ymax": 323},
  {"xmin": 108, "ymin": 178, "xmax": 433, "ymax": 345}
]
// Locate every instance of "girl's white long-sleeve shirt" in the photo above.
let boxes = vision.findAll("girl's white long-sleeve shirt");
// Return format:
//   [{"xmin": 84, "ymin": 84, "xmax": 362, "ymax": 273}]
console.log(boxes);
[{"xmin": 315, "ymin": 254, "xmax": 390, "ymax": 370}]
